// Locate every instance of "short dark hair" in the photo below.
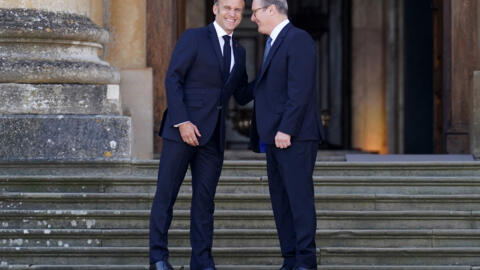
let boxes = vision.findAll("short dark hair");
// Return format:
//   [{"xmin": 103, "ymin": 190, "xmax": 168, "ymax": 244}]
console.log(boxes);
[
  {"xmin": 214, "ymin": 0, "xmax": 245, "ymax": 5},
  {"xmin": 261, "ymin": 0, "xmax": 288, "ymax": 15}
]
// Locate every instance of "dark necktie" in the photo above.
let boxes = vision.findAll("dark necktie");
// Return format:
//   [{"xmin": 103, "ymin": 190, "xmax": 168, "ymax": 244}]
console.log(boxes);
[
  {"xmin": 223, "ymin": 35, "xmax": 231, "ymax": 82},
  {"xmin": 262, "ymin": 36, "xmax": 273, "ymax": 66},
  {"xmin": 258, "ymin": 36, "xmax": 272, "ymax": 153}
]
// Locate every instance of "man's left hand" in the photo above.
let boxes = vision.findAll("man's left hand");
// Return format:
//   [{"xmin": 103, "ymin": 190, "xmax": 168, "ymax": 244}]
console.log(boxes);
[{"xmin": 275, "ymin": 131, "xmax": 291, "ymax": 149}]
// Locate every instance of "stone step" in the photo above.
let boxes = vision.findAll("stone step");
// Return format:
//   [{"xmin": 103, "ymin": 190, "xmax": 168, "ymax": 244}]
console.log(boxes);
[
  {"xmin": 320, "ymin": 247, "xmax": 480, "ymax": 265},
  {"xmin": 0, "ymin": 266, "xmax": 152, "ymax": 270},
  {"xmin": 3, "ymin": 247, "xmax": 480, "ymax": 266},
  {"xmin": 2, "ymin": 229, "xmax": 480, "ymax": 248},
  {"xmin": 2, "ymin": 210, "xmax": 480, "ymax": 230},
  {"xmin": 0, "ymin": 266, "xmax": 282, "ymax": 270},
  {"xmin": 0, "ymin": 246, "xmax": 281, "ymax": 265},
  {"xmin": 4, "ymin": 175, "xmax": 480, "ymax": 195},
  {"xmin": 0, "ymin": 160, "xmax": 479, "ymax": 177},
  {"xmin": 318, "ymin": 266, "xmax": 475, "ymax": 270},
  {"xmin": 4, "ymin": 192, "xmax": 480, "ymax": 211},
  {"xmin": 0, "ymin": 265, "xmax": 475, "ymax": 270}
]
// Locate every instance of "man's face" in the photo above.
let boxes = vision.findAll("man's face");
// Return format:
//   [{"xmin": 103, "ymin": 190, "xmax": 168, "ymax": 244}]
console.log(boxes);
[
  {"xmin": 213, "ymin": 0, "xmax": 245, "ymax": 34},
  {"xmin": 251, "ymin": 0, "xmax": 270, "ymax": 35}
]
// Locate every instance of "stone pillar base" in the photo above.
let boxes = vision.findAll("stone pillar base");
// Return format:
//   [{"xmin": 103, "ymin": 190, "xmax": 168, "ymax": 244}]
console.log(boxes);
[
  {"xmin": 0, "ymin": 9, "xmax": 132, "ymax": 161},
  {"xmin": 0, "ymin": 115, "xmax": 131, "ymax": 161}
]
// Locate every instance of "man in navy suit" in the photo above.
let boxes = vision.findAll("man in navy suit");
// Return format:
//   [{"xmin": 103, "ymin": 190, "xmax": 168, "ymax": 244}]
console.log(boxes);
[
  {"xmin": 149, "ymin": 0, "xmax": 247, "ymax": 269},
  {"xmin": 245, "ymin": 0, "xmax": 325, "ymax": 269}
]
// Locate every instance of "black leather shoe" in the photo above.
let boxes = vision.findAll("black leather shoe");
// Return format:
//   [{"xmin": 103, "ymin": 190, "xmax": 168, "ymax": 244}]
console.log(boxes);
[
  {"xmin": 150, "ymin": 261, "xmax": 174, "ymax": 270},
  {"xmin": 203, "ymin": 268, "xmax": 216, "ymax": 270}
]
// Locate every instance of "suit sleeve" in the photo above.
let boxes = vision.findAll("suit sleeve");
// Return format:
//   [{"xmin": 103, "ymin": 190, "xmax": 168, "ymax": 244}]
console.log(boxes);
[
  {"xmin": 278, "ymin": 32, "xmax": 317, "ymax": 137},
  {"xmin": 233, "ymin": 69, "xmax": 254, "ymax": 105},
  {"xmin": 164, "ymin": 29, "xmax": 197, "ymax": 126},
  {"xmin": 233, "ymin": 48, "xmax": 254, "ymax": 105}
]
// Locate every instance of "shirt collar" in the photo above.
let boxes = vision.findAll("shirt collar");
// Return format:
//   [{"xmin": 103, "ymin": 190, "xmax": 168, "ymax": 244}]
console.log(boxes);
[
  {"xmin": 213, "ymin": 21, "xmax": 233, "ymax": 39},
  {"xmin": 270, "ymin": 19, "xmax": 290, "ymax": 45}
]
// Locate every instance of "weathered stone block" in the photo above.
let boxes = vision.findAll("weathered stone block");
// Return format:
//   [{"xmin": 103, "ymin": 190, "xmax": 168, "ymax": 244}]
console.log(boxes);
[
  {"xmin": 0, "ymin": 83, "xmax": 121, "ymax": 115},
  {"xmin": 0, "ymin": 58, "xmax": 120, "ymax": 84},
  {"xmin": 0, "ymin": 115, "xmax": 131, "ymax": 161}
]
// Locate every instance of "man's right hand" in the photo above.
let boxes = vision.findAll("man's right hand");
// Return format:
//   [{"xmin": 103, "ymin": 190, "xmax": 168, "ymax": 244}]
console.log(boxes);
[{"xmin": 178, "ymin": 121, "xmax": 202, "ymax": 146}]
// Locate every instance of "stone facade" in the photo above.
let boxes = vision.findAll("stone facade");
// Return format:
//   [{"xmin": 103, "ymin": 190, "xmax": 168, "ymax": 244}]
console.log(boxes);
[{"xmin": 0, "ymin": 0, "xmax": 479, "ymax": 157}]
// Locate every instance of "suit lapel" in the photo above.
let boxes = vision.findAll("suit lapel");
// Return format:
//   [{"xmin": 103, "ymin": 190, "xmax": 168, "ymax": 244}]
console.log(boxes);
[
  {"xmin": 208, "ymin": 23, "xmax": 224, "ymax": 77},
  {"xmin": 257, "ymin": 24, "xmax": 292, "ymax": 83}
]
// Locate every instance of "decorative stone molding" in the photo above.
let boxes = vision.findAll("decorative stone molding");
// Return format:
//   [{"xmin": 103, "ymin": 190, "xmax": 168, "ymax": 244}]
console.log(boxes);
[
  {"xmin": 0, "ymin": 84, "xmax": 122, "ymax": 115},
  {"xmin": 0, "ymin": 8, "xmax": 119, "ymax": 84}
]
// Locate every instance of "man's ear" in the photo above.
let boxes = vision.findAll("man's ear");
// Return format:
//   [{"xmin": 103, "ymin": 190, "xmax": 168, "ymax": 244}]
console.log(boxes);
[
  {"xmin": 213, "ymin": 4, "xmax": 218, "ymax": 16},
  {"xmin": 267, "ymin": 5, "xmax": 276, "ymax": 15}
]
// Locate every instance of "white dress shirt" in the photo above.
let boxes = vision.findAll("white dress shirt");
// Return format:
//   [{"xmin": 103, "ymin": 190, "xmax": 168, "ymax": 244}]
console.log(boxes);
[
  {"xmin": 213, "ymin": 21, "xmax": 235, "ymax": 72},
  {"xmin": 269, "ymin": 19, "xmax": 290, "ymax": 45}
]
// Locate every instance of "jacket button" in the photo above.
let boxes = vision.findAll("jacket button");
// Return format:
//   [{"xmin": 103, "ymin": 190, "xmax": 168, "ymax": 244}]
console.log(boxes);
[{"xmin": 217, "ymin": 106, "xmax": 223, "ymax": 110}]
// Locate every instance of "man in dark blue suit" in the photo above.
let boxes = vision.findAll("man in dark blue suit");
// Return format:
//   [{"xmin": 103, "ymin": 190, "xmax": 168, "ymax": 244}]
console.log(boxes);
[
  {"xmin": 149, "ymin": 0, "xmax": 247, "ymax": 269},
  {"xmin": 246, "ymin": 0, "xmax": 325, "ymax": 269}
]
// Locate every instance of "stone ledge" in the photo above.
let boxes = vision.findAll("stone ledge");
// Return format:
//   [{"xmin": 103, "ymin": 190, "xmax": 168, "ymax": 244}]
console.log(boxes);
[
  {"xmin": 0, "ymin": 59, "xmax": 120, "ymax": 84},
  {"xmin": 0, "ymin": 115, "xmax": 131, "ymax": 161},
  {"xmin": 0, "ymin": 84, "xmax": 121, "ymax": 115},
  {"xmin": 0, "ymin": 8, "xmax": 108, "ymax": 45}
]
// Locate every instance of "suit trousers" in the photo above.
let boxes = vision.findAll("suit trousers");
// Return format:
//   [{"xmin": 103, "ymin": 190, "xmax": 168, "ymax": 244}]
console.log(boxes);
[
  {"xmin": 149, "ymin": 121, "xmax": 223, "ymax": 269},
  {"xmin": 266, "ymin": 141, "xmax": 318, "ymax": 269}
]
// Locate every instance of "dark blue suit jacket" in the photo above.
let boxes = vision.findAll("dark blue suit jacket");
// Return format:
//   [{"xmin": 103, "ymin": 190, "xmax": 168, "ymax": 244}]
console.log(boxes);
[
  {"xmin": 159, "ymin": 23, "xmax": 248, "ymax": 152},
  {"xmin": 247, "ymin": 23, "xmax": 325, "ymax": 152}
]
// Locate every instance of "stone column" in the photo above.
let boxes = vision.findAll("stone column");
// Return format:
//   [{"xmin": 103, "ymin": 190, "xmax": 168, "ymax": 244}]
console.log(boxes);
[
  {"xmin": 0, "ymin": 8, "xmax": 131, "ymax": 161},
  {"xmin": 351, "ymin": 0, "xmax": 387, "ymax": 154},
  {"xmin": 104, "ymin": 0, "xmax": 153, "ymax": 159},
  {"xmin": 0, "ymin": 0, "xmax": 92, "ymax": 16}
]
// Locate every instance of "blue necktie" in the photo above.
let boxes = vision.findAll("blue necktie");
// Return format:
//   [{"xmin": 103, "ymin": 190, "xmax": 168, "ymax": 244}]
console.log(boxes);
[
  {"xmin": 222, "ymin": 35, "xmax": 231, "ymax": 82},
  {"xmin": 262, "ymin": 36, "xmax": 272, "ymax": 67},
  {"xmin": 258, "ymin": 36, "xmax": 272, "ymax": 153}
]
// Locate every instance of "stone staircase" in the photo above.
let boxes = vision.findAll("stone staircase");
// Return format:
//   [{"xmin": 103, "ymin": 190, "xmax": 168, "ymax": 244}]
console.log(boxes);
[{"xmin": 1, "ymin": 160, "xmax": 480, "ymax": 269}]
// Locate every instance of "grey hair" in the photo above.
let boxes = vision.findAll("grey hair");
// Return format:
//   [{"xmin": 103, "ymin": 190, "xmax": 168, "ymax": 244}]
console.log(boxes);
[{"xmin": 261, "ymin": 0, "xmax": 288, "ymax": 15}]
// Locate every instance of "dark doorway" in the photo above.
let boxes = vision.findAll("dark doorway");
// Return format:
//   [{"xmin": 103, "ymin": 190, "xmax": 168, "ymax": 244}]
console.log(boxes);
[
  {"xmin": 403, "ymin": 0, "xmax": 434, "ymax": 153},
  {"xmin": 288, "ymin": 0, "xmax": 352, "ymax": 149}
]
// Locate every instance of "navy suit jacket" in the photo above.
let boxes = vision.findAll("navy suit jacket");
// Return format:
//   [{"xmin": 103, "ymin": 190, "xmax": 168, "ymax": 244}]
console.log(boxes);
[
  {"xmin": 246, "ymin": 23, "xmax": 325, "ymax": 152},
  {"xmin": 159, "ymin": 23, "xmax": 248, "ymax": 152}
]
